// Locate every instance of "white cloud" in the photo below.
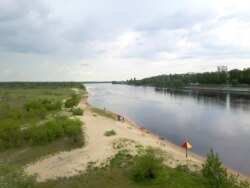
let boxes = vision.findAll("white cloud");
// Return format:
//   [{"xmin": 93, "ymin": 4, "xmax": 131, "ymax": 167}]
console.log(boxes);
[
  {"xmin": 0, "ymin": 0, "xmax": 250, "ymax": 81},
  {"xmin": 2, "ymin": 69, "xmax": 15, "ymax": 76}
]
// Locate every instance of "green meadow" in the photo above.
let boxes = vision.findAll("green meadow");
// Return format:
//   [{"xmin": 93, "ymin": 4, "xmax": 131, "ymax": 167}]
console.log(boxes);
[{"xmin": 0, "ymin": 82, "xmax": 85, "ymax": 188}]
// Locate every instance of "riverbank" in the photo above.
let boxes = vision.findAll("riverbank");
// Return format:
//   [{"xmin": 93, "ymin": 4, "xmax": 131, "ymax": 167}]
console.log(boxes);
[
  {"xmin": 183, "ymin": 85, "xmax": 250, "ymax": 94},
  {"xmin": 25, "ymin": 91, "xmax": 249, "ymax": 182}
]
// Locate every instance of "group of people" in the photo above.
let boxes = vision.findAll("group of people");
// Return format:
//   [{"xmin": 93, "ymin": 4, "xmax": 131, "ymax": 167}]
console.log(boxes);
[
  {"xmin": 117, "ymin": 114, "xmax": 125, "ymax": 122},
  {"xmin": 103, "ymin": 107, "xmax": 125, "ymax": 122}
]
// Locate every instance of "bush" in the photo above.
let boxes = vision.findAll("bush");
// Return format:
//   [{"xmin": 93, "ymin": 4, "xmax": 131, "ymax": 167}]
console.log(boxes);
[
  {"xmin": 64, "ymin": 98, "xmax": 75, "ymax": 108},
  {"xmin": 202, "ymin": 148, "xmax": 250, "ymax": 188},
  {"xmin": 40, "ymin": 99, "xmax": 62, "ymax": 111},
  {"xmin": 0, "ymin": 120, "xmax": 22, "ymax": 150},
  {"xmin": 64, "ymin": 94, "xmax": 80, "ymax": 108},
  {"xmin": 23, "ymin": 125, "xmax": 50, "ymax": 145},
  {"xmin": 131, "ymin": 147, "xmax": 165, "ymax": 181},
  {"xmin": 202, "ymin": 149, "xmax": 228, "ymax": 188},
  {"xmin": 22, "ymin": 117, "xmax": 84, "ymax": 147},
  {"xmin": 25, "ymin": 99, "xmax": 62, "ymax": 112},
  {"xmin": 45, "ymin": 120, "xmax": 64, "ymax": 139},
  {"xmin": 72, "ymin": 108, "xmax": 84, "ymax": 116},
  {"xmin": 0, "ymin": 170, "xmax": 37, "ymax": 188},
  {"xmin": 64, "ymin": 119, "xmax": 84, "ymax": 147},
  {"xmin": 24, "ymin": 101, "xmax": 44, "ymax": 112},
  {"xmin": 104, "ymin": 130, "xmax": 116, "ymax": 136}
]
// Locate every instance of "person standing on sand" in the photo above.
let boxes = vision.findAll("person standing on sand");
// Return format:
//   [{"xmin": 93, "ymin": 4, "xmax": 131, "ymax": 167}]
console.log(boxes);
[{"xmin": 117, "ymin": 115, "xmax": 121, "ymax": 121}]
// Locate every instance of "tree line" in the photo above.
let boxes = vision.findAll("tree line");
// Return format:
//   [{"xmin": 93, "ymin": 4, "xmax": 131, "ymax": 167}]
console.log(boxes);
[
  {"xmin": 124, "ymin": 68, "xmax": 250, "ymax": 88},
  {"xmin": 0, "ymin": 82, "xmax": 85, "ymax": 89}
]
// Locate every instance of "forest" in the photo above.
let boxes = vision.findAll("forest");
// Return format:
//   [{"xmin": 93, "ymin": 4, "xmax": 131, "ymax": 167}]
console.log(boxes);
[{"xmin": 124, "ymin": 68, "xmax": 250, "ymax": 88}]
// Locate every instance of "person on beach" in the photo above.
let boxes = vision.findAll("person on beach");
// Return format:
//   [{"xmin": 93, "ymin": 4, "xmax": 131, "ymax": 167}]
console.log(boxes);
[{"xmin": 117, "ymin": 115, "xmax": 121, "ymax": 121}]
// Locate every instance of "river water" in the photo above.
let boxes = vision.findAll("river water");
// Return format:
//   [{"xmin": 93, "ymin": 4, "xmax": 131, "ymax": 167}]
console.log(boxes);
[{"xmin": 86, "ymin": 83, "xmax": 250, "ymax": 176}]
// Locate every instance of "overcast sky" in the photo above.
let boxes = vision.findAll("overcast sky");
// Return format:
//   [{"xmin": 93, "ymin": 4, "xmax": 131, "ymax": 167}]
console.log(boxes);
[{"xmin": 0, "ymin": 0, "xmax": 250, "ymax": 81}]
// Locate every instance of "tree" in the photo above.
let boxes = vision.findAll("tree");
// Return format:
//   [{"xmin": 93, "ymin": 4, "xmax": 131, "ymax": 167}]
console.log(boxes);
[
  {"xmin": 131, "ymin": 147, "xmax": 164, "ymax": 181},
  {"xmin": 202, "ymin": 149, "xmax": 229, "ymax": 188}
]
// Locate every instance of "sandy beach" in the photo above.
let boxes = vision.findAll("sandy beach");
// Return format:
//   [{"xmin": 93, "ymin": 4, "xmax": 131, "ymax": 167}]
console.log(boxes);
[{"xmin": 25, "ymin": 92, "xmax": 249, "ymax": 182}]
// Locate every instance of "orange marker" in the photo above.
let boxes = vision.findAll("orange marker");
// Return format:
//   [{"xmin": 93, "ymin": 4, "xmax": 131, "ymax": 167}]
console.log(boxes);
[{"xmin": 182, "ymin": 141, "xmax": 192, "ymax": 158}]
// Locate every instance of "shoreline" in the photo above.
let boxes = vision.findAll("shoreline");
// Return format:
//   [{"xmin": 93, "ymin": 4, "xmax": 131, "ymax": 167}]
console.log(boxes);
[
  {"xmin": 25, "ymin": 90, "xmax": 249, "ymax": 182},
  {"xmin": 123, "ymin": 83, "xmax": 250, "ymax": 94},
  {"xmin": 183, "ymin": 85, "xmax": 250, "ymax": 94},
  {"xmin": 86, "ymin": 92, "xmax": 249, "ymax": 181}
]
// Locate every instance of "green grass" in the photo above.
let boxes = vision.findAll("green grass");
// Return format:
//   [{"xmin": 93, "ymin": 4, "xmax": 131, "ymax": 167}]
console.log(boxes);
[
  {"xmin": 91, "ymin": 108, "xmax": 116, "ymax": 120},
  {"xmin": 72, "ymin": 108, "xmax": 84, "ymax": 116},
  {"xmin": 0, "ymin": 137, "xmax": 80, "ymax": 188},
  {"xmin": 104, "ymin": 130, "xmax": 116, "ymax": 136},
  {"xmin": 0, "ymin": 84, "xmax": 86, "ymax": 187},
  {"xmin": 0, "ymin": 88, "xmax": 76, "ymax": 128},
  {"xmin": 37, "ymin": 151, "xmax": 206, "ymax": 188},
  {"xmin": 0, "ymin": 138, "xmax": 76, "ymax": 170}
]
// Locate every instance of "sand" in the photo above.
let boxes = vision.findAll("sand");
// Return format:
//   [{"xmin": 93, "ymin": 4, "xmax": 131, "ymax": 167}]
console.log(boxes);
[{"xmin": 25, "ymin": 92, "xmax": 248, "ymax": 182}]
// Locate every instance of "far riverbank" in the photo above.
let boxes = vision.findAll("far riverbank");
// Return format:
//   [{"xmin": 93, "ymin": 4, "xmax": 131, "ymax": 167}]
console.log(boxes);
[{"xmin": 183, "ymin": 85, "xmax": 250, "ymax": 94}]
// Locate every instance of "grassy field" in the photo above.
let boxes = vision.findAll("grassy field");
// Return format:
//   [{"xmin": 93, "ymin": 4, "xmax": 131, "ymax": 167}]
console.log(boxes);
[
  {"xmin": 0, "ymin": 88, "xmax": 75, "ymax": 127},
  {"xmin": 91, "ymin": 107, "xmax": 117, "ymax": 120},
  {"xmin": 37, "ymin": 150, "xmax": 205, "ymax": 188},
  {"xmin": 0, "ymin": 138, "xmax": 75, "ymax": 173},
  {"xmin": 0, "ymin": 83, "xmax": 86, "ymax": 188}
]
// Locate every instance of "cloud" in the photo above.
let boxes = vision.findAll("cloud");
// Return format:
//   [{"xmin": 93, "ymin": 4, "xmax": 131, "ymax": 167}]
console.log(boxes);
[
  {"xmin": 80, "ymin": 63, "xmax": 90, "ymax": 67},
  {"xmin": 0, "ymin": 0, "xmax": 60, "ymax": 54},
  {"xmin": 1, "ymin": 0, "xmax": 250, "ymax": 81},
  {"xmin": 2, "ymin": 69, "xmax": 15, "ymax": 76}
]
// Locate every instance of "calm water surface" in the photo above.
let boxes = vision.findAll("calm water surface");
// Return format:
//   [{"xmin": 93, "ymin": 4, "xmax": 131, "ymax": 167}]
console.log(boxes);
[{"xmin": 86, "ymin": 84, "xmax": 250, "ymax": 175}]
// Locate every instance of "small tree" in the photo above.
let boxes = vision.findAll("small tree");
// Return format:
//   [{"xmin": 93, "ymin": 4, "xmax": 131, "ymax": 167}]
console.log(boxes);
[
  {"xmin": 64, "ymin": 121, "xmax": 84, "ymax": 147},
  {"xmin": 132, "ymin": 147, "xmax": 164, "ymax": 181},
  {"xmin": 72, "ymin": 108, "xmax": 84, "ymax": 116},
  {"xmin": 202, "ymin": 148, "xmax": 229, "ymax": 188}
]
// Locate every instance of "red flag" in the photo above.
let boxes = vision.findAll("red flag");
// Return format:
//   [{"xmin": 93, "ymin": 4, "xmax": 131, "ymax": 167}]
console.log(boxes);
[{"xmin": 182, "ymin": 141, "xmax": 192, "ymax": 149}]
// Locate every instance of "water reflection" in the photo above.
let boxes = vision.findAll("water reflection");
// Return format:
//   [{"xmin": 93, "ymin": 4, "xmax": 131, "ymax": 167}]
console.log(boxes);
[
  {"xmin": 86, "ymin": 84, "xmax": 250, "ymax": 176},
  {"xmin": 154, "ymin": 88, "xmax": 250, "ymax": 111}
]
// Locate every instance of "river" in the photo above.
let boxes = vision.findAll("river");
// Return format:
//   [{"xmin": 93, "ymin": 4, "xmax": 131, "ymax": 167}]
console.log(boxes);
[{"xmin": 85, "ymin": 83, "xmax": 250, "ymax": 176}]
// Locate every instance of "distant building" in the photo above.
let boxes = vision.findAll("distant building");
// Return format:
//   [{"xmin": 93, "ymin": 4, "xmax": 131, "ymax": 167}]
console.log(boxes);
[{"xmin": 217, "ymin": 66, "xmax": 228, "ymax": 73}]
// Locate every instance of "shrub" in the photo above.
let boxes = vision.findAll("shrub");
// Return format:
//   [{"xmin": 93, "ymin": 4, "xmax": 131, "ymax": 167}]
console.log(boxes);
[
  {"xmin": 0, "ymin": 115, "xmax": 85, "ymax": 150},
  {"xmin": 202, "ymin": 149, "xmax": 229, "ymax": 188},
  {"xmin": 25, "ymin": 99, "xmax": 62, "ymax": 112},
  {"xmin": 72, "ymin": 108, "xmax": 84, "ymax": 116},
  {"xmin": 40, "ymin": 99, "xmax": 62, "ymax": 111},
  {"xmin": 0, "ymin": 120, "xmax": 22, "ymax": 150},
  {"xmin": 104, "ymin": 130, "xmax": 116, "ymax": 136},
  {"xmin": 131, "ymin": 147, "xmax": 165, "ymax": 181},
  {"xmin": 23, "ymin": 118, "xmax": 84, "ymax": 147},
  {"xmin": 64, "ymin": 119, "xmax": 84, "ymax": 147},
  {"xmin": 45, "ymin": 120, "xmax": 64, "ymax": 139},
  {"xmin": 24, "ymin": 101, "xmax": 44, "ymax": 112},
  {"xmin": 64, "ymin": 98, "xmax": 75, "ymax": 108},
  {"xmin": 23, "ymin": 125, "xmax": 50, "ymax": 145},
  {"xmin": 0, "ymin": 170, "xmax": 37, "ymax": 188},
  {"xmin": 64, "ymin": 94, "xmax": 80, "ymax": 108},
  {"xmin": 202, "ymin": 148, "xmax": 250, "ymax": 188}
]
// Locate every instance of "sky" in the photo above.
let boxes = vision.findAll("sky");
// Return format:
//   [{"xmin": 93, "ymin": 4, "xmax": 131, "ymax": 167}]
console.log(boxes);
[{"xmin": 0, "ymin": 0, "xmax": 250, "ymax": 81}]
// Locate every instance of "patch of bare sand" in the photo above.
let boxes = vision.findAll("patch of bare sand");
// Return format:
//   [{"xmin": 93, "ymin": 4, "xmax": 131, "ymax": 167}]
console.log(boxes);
[{"xmin": 25, "ymin": 94, "xmax": 248, "ymax": 182}]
